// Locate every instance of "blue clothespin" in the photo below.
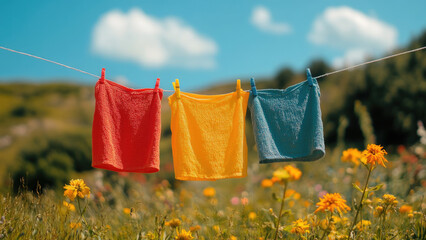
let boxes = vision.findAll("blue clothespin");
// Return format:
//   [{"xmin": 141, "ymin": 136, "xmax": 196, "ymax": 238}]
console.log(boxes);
[
  {"xmin": 306, "ymin": 68, "xmax": 313, "ymax": 86},
  {"xmin": 250, "ymin": 78, "xmax": 257, "ymax": 96}
]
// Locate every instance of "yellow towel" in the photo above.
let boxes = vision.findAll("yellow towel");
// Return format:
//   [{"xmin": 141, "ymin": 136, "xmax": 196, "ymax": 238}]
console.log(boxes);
[{"xmin": 168, "ymin": 80, "xmax": 249, "ymax": 180}]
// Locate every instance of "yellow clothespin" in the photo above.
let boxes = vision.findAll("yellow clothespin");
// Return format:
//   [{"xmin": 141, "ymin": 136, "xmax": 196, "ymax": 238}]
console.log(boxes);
[
  {"xmin": 236, "ymin": 79, "xmax": 241, "ymax": 98},
  {"xmin": 174, "ymin": 79, "xmax": 181, "ymax": 99}
]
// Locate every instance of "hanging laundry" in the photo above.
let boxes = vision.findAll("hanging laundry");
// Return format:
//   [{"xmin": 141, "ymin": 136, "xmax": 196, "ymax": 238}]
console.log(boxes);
[
  {"xmin": 248, "ymin": 69, "xmax": 325, "ymax": 163},
  {"xmin": 92, "ymin": 68, "xmax": 163, "ymax": 173},
  {"xmin": 168, "ymin": 79, "xmax": 249, "ymax": 180}
]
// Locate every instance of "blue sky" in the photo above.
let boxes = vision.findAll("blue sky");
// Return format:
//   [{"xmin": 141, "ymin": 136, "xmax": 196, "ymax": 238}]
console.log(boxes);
[{"xmin": 0, "ymin": 1, "xmax": 425, "ymax": 91}]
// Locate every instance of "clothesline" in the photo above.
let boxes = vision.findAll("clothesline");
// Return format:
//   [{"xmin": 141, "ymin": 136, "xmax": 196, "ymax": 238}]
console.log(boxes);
[{"xmin": 0, "ymin": 45, "xmax": 425, "ymax": 93}]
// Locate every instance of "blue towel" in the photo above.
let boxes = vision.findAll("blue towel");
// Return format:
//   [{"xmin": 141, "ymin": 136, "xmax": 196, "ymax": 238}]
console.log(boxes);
[{"xmin": 248, "ymin": 77, "xmax": 325, "ymax": 163}]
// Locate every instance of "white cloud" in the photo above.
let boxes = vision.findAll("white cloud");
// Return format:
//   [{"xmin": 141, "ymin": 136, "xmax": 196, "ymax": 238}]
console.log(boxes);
[
  {"xmin": 332, "ymin": 48, "xmax": 369, "ymax": 68},
  {"xmin": 251, "ymin": 6, "xmax": 291, "ymax": 35},
  {"xmin": 92, "ymin": 8, "xmax": 218, "ymax": 69},
  {"xmin": 308, "ymin": 6, "xmax": 398, "ymax": 67},
  {"xmin": 113, "ymin": 75, "xmax": 129, "ymax": 86}
]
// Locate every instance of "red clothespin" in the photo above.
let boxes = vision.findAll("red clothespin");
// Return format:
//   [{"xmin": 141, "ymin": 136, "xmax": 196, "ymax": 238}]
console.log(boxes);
[{"xmin": 100, "ymin": 68, "xmax": 105, "ymax": 83}]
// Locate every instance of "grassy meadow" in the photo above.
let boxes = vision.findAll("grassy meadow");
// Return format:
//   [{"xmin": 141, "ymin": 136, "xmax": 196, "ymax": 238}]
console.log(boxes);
[{"xmin": 0, "ymin": 140, "xmax": 425, "ymax": 239}]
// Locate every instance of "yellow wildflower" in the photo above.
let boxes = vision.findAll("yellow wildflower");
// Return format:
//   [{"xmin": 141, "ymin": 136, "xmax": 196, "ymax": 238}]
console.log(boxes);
[
  {"xmin": 362, "ymin": 144, "xmax": 388, "ymax": 168},
  {"xmin": 285, "ymin": 189, "xmax": 302, "ymax": 200},
  {"xmin": 364, "ymin": 199, "xmax": 372, "ymax": 206},
  {"xmin": 374, "ymin": 206, "xmax": 384, "ymax": 217},
  {"xmin": 331, "ymin": 216, "xmax": 341, "ymax": 224},
  {"xmin": 286, "ymin": 189, "xmax": 296, "ymax": 198},
  {"xmin": 203, "ymin": 187, "xmax": 216, "ymax": 197},
  {"xmin": 261, "ymin": 179, "xmax": 273, "ymax": 188},
  {"xmin": 69, "ymin": 222, "xmax": 82, "ymax": 230},
  {"xmin": 213, "ymin": 225, "xmax": 220, "ymax": 233},
  {"xmin": 271, "ymin": 176, "xmax": 280, "ymax": 183},
  {"xmin": 273, "ymin": 165, "xmax": 301, "ymax": 182},
  {"xmin": 399, "ymin": 205, "xmax": 413, "ymax": 214},
  {"xmin": 293, "ymin": 192, "xmax": 301, "ymax": 200},
  {"xmin": 381, "ymin": 194, "xmax": 398, "ymax": 207},
  {"xmin": 355, "ymin": 220, "xmax": 371, "ymax": 231},
  {"xmin": 328, "ymin": 230, "xmax": 345, "ymax": 240},
  {"xmin": 341, "ymin": 217, "xmax": 350, "ymax": 226},
  {"xmin": 63, "ymin": 179, "xmax": 90, "ymax": 201},
  {"xmin": 319, "ymin": 219, "xmax": 331, "ymax": 230},
  {"xmin": 303, "ymin": 201, "xmax": 311, "ymax": 208},
  {"xmin": 123, "ymin": 208, "xmax": 132, "ymax": 215},
  {"xmin": 146, "ymin": 232, "xmax": 156, "ymax": 240},
  {"xmin": 230, "ymin": 236, "xmax": 237, "ymax": 240},
  {"xmin": 341, "ymin": 148, "xmax": 362, "ymax": 165},
  {"xmin": 408, "ymin": 213, "xmax": 414, "ymax": 218},
  {"xmin": 63, "ymin": 201, "xmax": 76, "ymax": 211},
  {"xmin": 314, "ymin": 193, "xmax": 351, "ymax": 214},
  {"xmin": 291, "ymin": 219, "xmax": 310, "ymax": 235},
  {"xmin": 189, "ymin": 225, "xmax": 201, "ymax": 232},
  {"xmin": 273, "ymin": 168, "xmax": 290, "ymax": 181},
  {"xmin": 248, "ymin": 212, "xmax": 257, "ymax": 220},
  {"xmin": 284, "ymin": 165, "xmax": 302, "ymax": 180},
  {"xmin": 166, "ymin": 218, "xmax": 182, "ymax": 228},
  {"xmin": 175, "ymin": 229, "xmax": 194, "ymax": 240}
]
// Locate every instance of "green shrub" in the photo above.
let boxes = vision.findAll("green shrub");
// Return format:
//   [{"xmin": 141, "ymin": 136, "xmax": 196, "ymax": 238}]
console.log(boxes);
[{"xmin": 11, "ymin": 130, "xmax": 92, "ymax": 192}]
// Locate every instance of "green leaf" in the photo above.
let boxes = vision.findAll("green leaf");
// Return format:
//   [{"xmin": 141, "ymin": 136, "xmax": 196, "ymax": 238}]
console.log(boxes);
[
  {"xmin": 362, "ymin": 191, "xmax": 370, "ymax": 201},
  {"xmin": 283, "ymin": 225, "xmax": 293, "ymax": 233},
  {"xmin": 368, "ymin": 184, "xmax": 384, "ymax": 192},
  {"xmin": 272, "ymin": 193, "xmax": 281, "ymax": 202},
  {"xmin": 281, "ymin": 209, "xmax": 292, "ymax": 216},
  {"xmin": 352, "ymin": 183, "xmax": 363, "ymax": 193}
]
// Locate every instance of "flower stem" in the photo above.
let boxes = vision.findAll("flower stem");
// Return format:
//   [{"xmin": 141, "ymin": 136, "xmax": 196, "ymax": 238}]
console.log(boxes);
[
  {"xmin": 77, "ymin": 198, "xmax": 82, "ymax": 216},
  {"xmin": 380, "ymin": 207, "xmax": 387, "ymax": 239},
  {"xmin": 320, "ymin": 228, "xmax": 327, "ymax": 240},
  {"xmin": 347, "ymin": 165, "xmax": 373, "ymax": 239},
  {"xmin": 274, "ymin": 181, "xmax": 288, "ymax": 240},
  {"xmin": 320, "ymin": 212, "xmax": 333, "ymax": 240},
  {"xmin": 76, "ymin": 198, "xmax": 87, "ymax": 224}
]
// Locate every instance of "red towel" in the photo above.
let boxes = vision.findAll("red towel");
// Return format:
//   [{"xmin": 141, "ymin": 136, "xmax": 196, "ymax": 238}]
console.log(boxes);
[{"xmin": 92, "ymin": 73, "xmax": 163, "ymax": 173}]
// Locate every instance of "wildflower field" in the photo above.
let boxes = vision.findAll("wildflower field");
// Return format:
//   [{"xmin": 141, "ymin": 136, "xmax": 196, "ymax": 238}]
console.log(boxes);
[{"xmin": 1, "ymin": 136, "xmax": 425, "ymax": 240}]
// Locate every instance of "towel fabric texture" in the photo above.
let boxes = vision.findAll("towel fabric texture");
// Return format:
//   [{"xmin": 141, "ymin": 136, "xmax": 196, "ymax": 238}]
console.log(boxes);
[
  {"xmin": 248, "ymin": 77, "xmax": 325, "ymax": 163},
  {"xmin": 168, "ymin": 80, "xmax": 250, "ymax": 180},
  {"xmin": 92, "ymin": 75, "xmax": 163, "ymax": 173}
]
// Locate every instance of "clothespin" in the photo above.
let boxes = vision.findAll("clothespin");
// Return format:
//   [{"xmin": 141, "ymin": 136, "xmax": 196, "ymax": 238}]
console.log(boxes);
[
  {"xmin": 250, "ymin": 78, "xmax": 257, "ymax": 96},
  {"xmin": 100, "ymin": 68, "xmax": 105, "ymax": 83},
  {"xmin": 174, "ymin": 79, "xmax": 181, "ymax": 99},
  {"xmin": 236, "ymin": 79, "xmax": 241, "ymax": 98},
  {"xmin": 172, "ymin": 82, "xmax": 176, "ymax": 94},
  {"xmin": 155, "ymin": 78, "xmax": 160, "ymax": 89},
  {"xmin": 306, "ymin": 68, "xmax": 313, "ymax": 86}
]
